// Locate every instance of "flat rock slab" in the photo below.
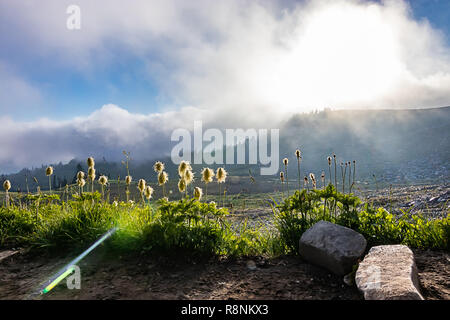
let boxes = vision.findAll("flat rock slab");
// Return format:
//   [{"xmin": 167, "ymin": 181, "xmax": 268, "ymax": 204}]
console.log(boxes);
[
  {"xmin": 298, "ymin": 221, "xmax": 367, "ymax": 275},
  {"xmin": 355, "ymin": 245, "xmax": 424, "ymax": 300}
]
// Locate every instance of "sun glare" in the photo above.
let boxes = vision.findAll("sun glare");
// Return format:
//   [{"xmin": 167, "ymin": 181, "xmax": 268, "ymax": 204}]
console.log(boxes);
[{"xmin": 254, "ymin": 3, "xmax": 406, "ymax": 114}]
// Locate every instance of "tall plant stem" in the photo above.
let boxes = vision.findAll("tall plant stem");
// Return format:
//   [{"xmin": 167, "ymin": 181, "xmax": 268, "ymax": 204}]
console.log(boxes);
[
  {"xmin": 285, "ymin": 165, "xmax": 289, "ymax": 197},
  {"xmin": 348, "ymin": 164, "xmax": 351, "ymax": 194},
  {"xmin": 334, "ymin": 157, "xmax": 337, "ymax": 189},
  {"xmin": 350, "ymin": 161, "xmax": 356, "ymax": 193},
  {"xmin": 328, "ymin": 165, "xmax": 332, "ymax": 187},
  {"xmin": 297, "ymin": 159, "xmax": 301, "ymax": 191}
]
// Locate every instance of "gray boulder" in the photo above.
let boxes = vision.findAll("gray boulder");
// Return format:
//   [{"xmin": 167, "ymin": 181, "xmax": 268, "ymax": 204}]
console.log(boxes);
[
  {"xmin": 299, "ymin": 221, "xmax": 367, "ymax": 275},
  {"xmin": 355, "ymin": 245, "xmax": 424, "ymax": 300}
]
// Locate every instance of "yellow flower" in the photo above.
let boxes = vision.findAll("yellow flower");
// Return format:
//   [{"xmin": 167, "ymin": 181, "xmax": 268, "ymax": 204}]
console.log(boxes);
[
  {"xmin": 125, "ymin": 175, "xmax": 132, "ymax": 185},
  {"xmin": 295, "ymin": 149, "xmax": 301, "ymax": 159},
  {"xmin": 283, "ymin": 158, "xmax": 288, "ymax": 166}
]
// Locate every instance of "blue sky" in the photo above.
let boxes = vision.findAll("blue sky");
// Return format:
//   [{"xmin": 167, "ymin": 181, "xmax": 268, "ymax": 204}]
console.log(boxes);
[{"xmin": 0, "ymin": 0, "xmax": 449, "ymax": 172}]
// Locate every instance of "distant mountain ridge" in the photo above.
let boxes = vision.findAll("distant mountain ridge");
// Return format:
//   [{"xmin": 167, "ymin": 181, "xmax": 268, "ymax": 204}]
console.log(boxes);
[{"xmin": 2, "ymin": 107, "xmax": 449, "ymax": 191}]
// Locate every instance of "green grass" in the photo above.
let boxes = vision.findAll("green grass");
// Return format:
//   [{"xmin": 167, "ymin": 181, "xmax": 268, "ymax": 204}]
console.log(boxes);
[{"xmin": 1, "ymin": 186, "xmax": 448, "ymax": 260}]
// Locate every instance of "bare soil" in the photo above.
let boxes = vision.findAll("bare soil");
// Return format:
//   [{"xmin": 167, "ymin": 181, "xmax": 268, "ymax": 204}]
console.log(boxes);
[{"xmin": 0, "ymin": 248, "xmax": 448, "ymax": 300}]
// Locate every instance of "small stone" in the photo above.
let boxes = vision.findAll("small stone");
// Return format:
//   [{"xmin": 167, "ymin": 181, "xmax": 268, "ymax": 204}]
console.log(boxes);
[
  {"xmin": 343, "ymin": 273, "xmax": 354, "ymax": 286},
  {"xmin": 246, "ymin": 260, "xmax": 257, "ymax": 271}
]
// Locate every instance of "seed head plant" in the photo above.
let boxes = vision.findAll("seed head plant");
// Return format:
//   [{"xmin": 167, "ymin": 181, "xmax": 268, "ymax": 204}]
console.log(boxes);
[
  {"xmin": 185, "ymin": 169, "xmax": 194, "ymax": 185},
  {"xmin": 178, "ymin": 178, "xmax": 186, "ymax": 194},
  {"xmin": 327, "ymin": 156, "xmax": 332, "ymax": 186},
  {"xmin": 3, "ymin": 180, "xmax": 11, "ymax": 207},
  {"xmin": 98, "ymin": 175, "xmax": 108, "ymax": 201},
  {"xmin": 321, "ymin": 171, "xmax": 325, "ymax": 188},
  {"xmin": 88, "ymin": 167, "xmax": 96, "ymax": 193},
  {"xmin": 216, "ymin": 167, "xmax": 227, "ymax": 207},
  {"xmin": 138, "ymin": 179, "xmax": 146, "ymax": 205},
  {"xmin": 46, "ymin": 166, "xmax": 53, "ymax": 193},
  {"xmin": 280, "ymin": 171, "xmax": 285, "ymax": 199},
  {"xmin": 77, "ymin": 171, "xmax": 85, "ymax": 180},
  {"xmin": 87, "ymin": 157, "xmax": 95, "ymax": 168},
  {"xmin": 125, "ymin": 175, "xmax": 132, "ymax": 202},
  {"xmin": 144, "ymin": 185, "xmax": 154, "ymax": 203},
  {"xmin": 77, "ymin": 177, "xmax": 86, "ymax": 195},
  {"xmin": 309, "ymin": 173, "xmax": 316, "ymax": 189},
  {"xmin": 153, "ymin": 161, "xmax": 164, "ymax": 173},
  {"xmin": 283, "ymin": 158, "xmax": 289, "ymax": 197},
  {"xmin": 201, "ymin": 168, "xmax": 214, "ymax": 198},
  {"xmin": 158, "ymin": 171, "xmax": 169, "ymax": 197},
  {"xmin": 194, "ymin": 187, "xmax": 203, "ymax": 201},
  {"xmin": 295, "ymin": 150, "xmax": 302, "ymax": 191},
  {"xmin": 178, "ymin": 161, "xmax": 191, "ymax": 178}
]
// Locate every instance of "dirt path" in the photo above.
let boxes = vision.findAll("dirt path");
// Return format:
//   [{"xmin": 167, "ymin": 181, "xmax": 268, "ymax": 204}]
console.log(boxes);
[{"xmin": 0, "ymin": 248, "xmax": 448, "ymax": 300}]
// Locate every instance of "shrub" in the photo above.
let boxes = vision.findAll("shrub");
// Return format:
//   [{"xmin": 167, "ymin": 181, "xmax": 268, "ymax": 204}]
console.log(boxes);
[{"xmin": 274, "ymin": 185, "xmax": 449, "ymax": 254}]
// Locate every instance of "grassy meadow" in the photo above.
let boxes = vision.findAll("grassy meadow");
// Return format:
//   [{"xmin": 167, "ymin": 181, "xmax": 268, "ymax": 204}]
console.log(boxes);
[{"xmin": 1, "ymin": 151, "xmax": 449, "ymax": 259}]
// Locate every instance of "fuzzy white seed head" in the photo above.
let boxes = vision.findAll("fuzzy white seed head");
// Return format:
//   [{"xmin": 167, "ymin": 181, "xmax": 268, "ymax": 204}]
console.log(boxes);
[
  {"xmin": 99, "ymin": 175, "xmax": 108, "ymax": 186},
  {"xmin": 158, "ymin": 171, "xmax": 168, "ymax": 186},
  {"xmin": 178, "ymin": 178, "xmax": 186, "ymax": 193},
  {"xmin": 201, "ymin": 168, "xmax": 214, "ymax": 184},
  {"xmin": 194, "ymin": 187, "xmax": 203, "ymax": 201},
  {"xmin": 184, "ymin": 169, "xmax": 194, "ymax": 185},
  {"xmin": 77, "ymin": 171, "xmax": 85, "ymax": 180},
  {"xmin": 153, "ymin": 161, "xmax": 165, "ymax": 173},
  {"xmin": 87, "ymin": 157, "xmax": 95, "ymax": 168},
  {"xmin": 46, "ymin": 166, "xmax": 53, "ymax": 176},
  {"xmin": 216, "ymin": 167, "xmax": 227, "ymax": 183},
  {"xmin": 138, "ymin": 179, "xmax": 146, "ymax": 193},
  {"xmin": 88, "ymin": 167, "xmax": 96, "ymax": 181},
  {"xmin": 3, "ymin": 180, "xmax": 11, "ymax": 191},
  {"xmin": 144, "ymin": 186, "xmax": 154, "ymax": 200}
]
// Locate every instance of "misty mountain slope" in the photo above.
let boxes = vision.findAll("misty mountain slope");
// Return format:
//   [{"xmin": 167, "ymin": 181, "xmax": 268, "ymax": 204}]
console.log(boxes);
[
  {"xmin": 1, "ymin": 107, "xmax": 449, "ymax": 191},
  {"xmin": 279, "ymin": 107, "xmax": 450, "ymax": 184}
]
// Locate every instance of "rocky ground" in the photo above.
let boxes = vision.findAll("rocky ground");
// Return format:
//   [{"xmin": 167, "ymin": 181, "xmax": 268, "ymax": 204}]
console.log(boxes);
[
  {"xmin": 362, "ymin": 184, "xmax": 450, "ymax": 218},
  {"xmin": 0, "ymin": 248, "xmax": 448, "ymax": 300},
  {"xmin": 229, "ymin": 184, "xmax": 450, "ymax": 230}
]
